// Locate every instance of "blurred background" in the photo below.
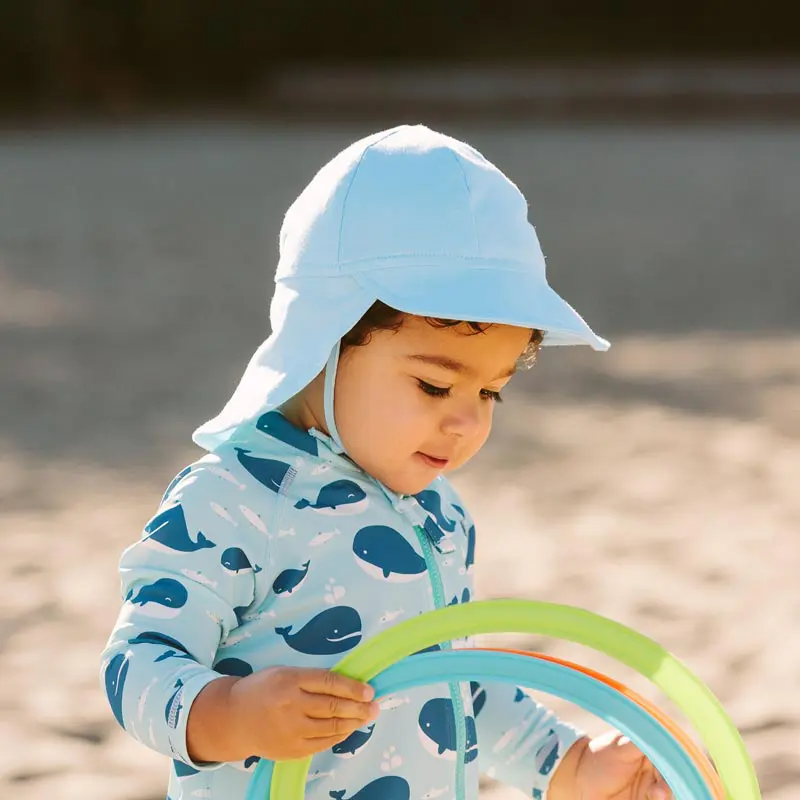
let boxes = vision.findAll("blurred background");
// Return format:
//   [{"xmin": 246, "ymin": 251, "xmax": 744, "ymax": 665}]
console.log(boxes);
[{"xmin": 1, "ymin": 3, "xmax": 799, "ymax": 799}]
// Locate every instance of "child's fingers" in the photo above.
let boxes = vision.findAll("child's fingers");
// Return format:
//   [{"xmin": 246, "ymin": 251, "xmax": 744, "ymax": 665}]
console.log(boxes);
[
  {"xmin": 298, "ymin": 733, "xmax": 358, "ymax": 754},
  {"xmin": 647, "ymin": 775, "xmax": 672, "ymax": 800},
  {"xmin": 302, "ymin": 714, "xmax": 368, "ymax": 740},
  {"xmin": 295, "ymin": 668, "xmax": 375, "ymax": 701},
  {"xmin": 303, "ymin": 693, "xmax": 379, "ymax": 721}
]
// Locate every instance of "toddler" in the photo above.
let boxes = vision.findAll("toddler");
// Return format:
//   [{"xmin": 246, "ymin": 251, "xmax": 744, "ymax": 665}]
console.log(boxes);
[{"xmin": 101, "ymin": 125, "xmax": 671, "ymax": 800}]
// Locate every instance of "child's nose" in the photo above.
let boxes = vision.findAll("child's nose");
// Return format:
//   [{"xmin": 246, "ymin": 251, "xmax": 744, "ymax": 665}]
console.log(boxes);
[{"xmin": 439, "ymin": 404, "xmax": 484, "ymax": 438}]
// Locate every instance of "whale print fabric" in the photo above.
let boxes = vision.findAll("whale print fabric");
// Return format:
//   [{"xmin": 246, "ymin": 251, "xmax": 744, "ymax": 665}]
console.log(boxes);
[{"xmin": 100, "ymin": 411, "xmax": 582, "ymax": 799}]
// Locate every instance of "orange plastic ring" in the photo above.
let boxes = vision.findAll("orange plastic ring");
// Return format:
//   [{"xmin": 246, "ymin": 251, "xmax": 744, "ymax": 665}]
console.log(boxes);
[{"xmin": 478, "ymin": 647, "xmax": 725, "ymax": 800}]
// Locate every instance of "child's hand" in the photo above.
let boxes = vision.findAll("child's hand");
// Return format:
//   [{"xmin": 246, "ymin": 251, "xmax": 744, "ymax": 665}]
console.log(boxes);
[
  {"xmin": 228, "ymin": 666, "xmax": 380, "ymax": 761},
  {"xmin": 550, "ymin": 730, "xmax": 672, "ymax": 800}
]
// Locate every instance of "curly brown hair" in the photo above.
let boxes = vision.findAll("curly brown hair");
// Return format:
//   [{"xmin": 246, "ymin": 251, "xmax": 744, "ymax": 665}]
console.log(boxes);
[{"xmin": 341, "ymin": 300, "xmax": 544, "ymax": 367}]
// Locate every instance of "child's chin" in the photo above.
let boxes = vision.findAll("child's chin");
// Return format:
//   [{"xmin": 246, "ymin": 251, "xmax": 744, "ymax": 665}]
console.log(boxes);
[
  {"xmin": 385, "ymin": 472, "xmax": 437, "ymax": 497},
  {"xmin": 368, "ymin": 459, "xmax": 444, "ymax": 496}
]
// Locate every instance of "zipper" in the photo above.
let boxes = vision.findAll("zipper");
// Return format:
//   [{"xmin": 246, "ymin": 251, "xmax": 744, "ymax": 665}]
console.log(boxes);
[{"xmin": 413, "ymin": 524, "xmax": 467, "ymax": 800}]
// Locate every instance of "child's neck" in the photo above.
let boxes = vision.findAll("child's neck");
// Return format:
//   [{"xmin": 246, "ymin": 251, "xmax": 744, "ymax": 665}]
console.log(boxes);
[
  {"xmin": 278, "ymin": 380, "xmax": 327, "ymax": 436},
  {"xmin": 276, "ymin": 401, "xmax": 410, "ymax": 505}
]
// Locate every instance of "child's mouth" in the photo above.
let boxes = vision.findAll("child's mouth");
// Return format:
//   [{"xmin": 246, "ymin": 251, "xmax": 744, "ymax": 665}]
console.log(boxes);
[{"xmin": 417, "ymin": 452, "xmax": 450, "ymax": 469}]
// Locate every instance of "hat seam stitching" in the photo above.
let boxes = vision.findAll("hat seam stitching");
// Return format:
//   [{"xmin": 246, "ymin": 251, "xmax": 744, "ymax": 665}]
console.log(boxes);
[
  {"xmin": 336, "ymin": 128, "xmax": 401, "ymax": 270},
  {"xmin": 352, "ymin": 260, "xmax": 528, "ymax": 272},
  {"xmin": 278, "ymin": 255, "xmax": 537, "ymax": 273},
  {"xmin": 277, "ymin": 264, "xmax": 537, "ymax": 281},
  {"xmin": 448, "ymin": 148, "xmax": 482, "ymax": 257}
]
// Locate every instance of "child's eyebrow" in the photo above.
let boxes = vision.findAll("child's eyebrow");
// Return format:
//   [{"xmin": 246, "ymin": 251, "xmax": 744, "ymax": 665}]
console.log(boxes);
[{"xmin": 406, "ymin": 354, "xmax": 517, "ymax": 380}]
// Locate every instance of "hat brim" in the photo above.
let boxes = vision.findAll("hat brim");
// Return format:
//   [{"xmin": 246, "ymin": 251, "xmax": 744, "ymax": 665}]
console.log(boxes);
[
  {"xmin": 193, "ymin": 266, "xmax": 608, "ymax": 451},
  {"xmin": 193, "ymin": 275, "xmax": 375, "ymax": 451},
  {"xmin": 356, "ymin": 265, "xmax": 609, "ymax": 351}
]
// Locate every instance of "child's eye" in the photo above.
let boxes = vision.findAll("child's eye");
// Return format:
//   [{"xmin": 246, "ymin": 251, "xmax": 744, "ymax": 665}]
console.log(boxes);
[
  {"xmin": 417, "ymin": 379, "xmax": 503, "ymax": 403},
  {"xmin": 417, "ymin": 379, "xmax": 451, "ymax": 398}
]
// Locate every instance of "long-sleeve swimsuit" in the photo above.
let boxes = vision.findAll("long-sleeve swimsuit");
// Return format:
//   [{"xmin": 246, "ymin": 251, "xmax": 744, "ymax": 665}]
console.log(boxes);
[{"xmin": 101, "ymin": 410, "xmax": 582, "ymax": 800}]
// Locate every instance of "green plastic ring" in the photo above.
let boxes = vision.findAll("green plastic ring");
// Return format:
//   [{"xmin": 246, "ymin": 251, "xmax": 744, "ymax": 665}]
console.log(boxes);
[{"xmin": 269, "ymin": 600, "xmax": 759, "ymax": 800}]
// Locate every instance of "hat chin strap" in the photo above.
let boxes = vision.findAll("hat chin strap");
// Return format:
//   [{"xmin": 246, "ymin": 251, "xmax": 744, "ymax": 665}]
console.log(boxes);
[
  {"xmin": 320, "ymin": 339, "xmax": 407, "ymax": 506},
  {"xmin": 322, "ymin": 340, "xmax": 347, "ymax": 454}
]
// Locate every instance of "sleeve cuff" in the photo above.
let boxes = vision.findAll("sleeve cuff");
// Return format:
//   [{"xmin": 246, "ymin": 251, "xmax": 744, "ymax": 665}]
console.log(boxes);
[
  {"xmin": 166, "ymin": 669, "xmax": 229, "ymax": 771},
  {"xmin": 537, "ymin": 720, "xmax": 586, "ymax": 799}
]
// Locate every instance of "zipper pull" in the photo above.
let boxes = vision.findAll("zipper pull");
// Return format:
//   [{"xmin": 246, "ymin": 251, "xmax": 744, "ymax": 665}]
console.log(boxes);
[{"xmin": 422, "ymin": 517, "xmax": 456, "ymax": 554}]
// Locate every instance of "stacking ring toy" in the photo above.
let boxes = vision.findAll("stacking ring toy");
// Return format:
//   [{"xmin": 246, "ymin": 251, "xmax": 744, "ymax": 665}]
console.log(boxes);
[
  {"xmin": 247, "ymin": 600, "xmax": 759, "ymax": 800},
  {"xmin": 484, "ymin": 648, "xmax": 725, "ymax": 799},
  {"xmin": 248, "ymin": 652, "xmax": 711, "ymax": 800}
]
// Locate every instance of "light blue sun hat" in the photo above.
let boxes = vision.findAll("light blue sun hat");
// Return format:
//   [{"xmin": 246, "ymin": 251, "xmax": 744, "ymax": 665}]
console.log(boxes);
[{"xmin": 193, "ymin": 124, "xmax": 609, "ymax": 452}]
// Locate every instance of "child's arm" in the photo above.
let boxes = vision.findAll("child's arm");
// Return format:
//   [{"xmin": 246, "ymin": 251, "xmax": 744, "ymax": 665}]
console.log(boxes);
[
  {"xmin": 100, "ymin": 462, "xmax": 377, "ymax": 768},
  {"xmin": 473, "ymin": 679, "xmax": 588, "ymax": 798},
  {"xmin": 99, "ymin": 463, "xmax": 267, "ymax": 770}
]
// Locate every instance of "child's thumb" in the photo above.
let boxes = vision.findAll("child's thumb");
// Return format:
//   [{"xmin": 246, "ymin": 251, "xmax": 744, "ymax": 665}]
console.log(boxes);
[{"xmin": 646, "ymin": 778, "xmax": 671, "ymax": 800}]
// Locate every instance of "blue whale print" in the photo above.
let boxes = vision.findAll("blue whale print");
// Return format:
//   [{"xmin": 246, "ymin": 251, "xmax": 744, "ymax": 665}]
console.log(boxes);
[
  {"xmin": 417, "ymin": 699, "xmax": 479, "ymax": 763},
  {"xmin": 126, "ymin": 578, "xmax": 188, "ymax": 617},
  {"xmin": 165, "ymin": 678, "xmax": 185, "ymax": 730},
  {"xmin": 272, "ymin": 560, "xmax": 311, "ymax": 595},
  {"xmin": 295, "ymin": 480, "xmax": 368, "ymax": 513},
  {"xmin": 104, "ymin": 652, "xmax": 130, "ymax": 728},
  {"xmin": 470, "ymin": 681, "xmax": 486, "ymax": 717},
  {"xmin": 463, "ymin": 715, "xmax": 478, "ymax": 763},
  {"xmin": 352, "ymin": 526, "xmax": 427, "ymax": 582},
  {"xmin": 418, "ymin": 697, "xmax": 457, "ymax": 757},
  {"xmin": 244, "ymin": 755, "xmax": 261, "ymax": 769},
  {"xmin": 514, "ymin": 687, "xmax": 526, "ymax": 703},
  {"xmin": 276, "ymin": 606, "xmax": 362, "ymax": 655},
  {"xmin": 221, "ymin": 547, "xmax": 262, "ymax": 575},
  {"xmin": 214, "ymin": 657, "xmax": 254, "ymax": 678},
  {"xmin": 332, "ymin": 723, "xmax": 376, "ymax": 757},
  {"xmin": 421, "ymin": 515, "xmax": 448, "ymax": 550},
  {"xmin": 465, "ymin": 524, "xmax": 476, "ymax": 571},
  {"xmin": 415, "ymin": 490, "xmax": 457, "ymax": 532},
  {"xmin": 128, "ymin": 631, "xmax": 189, "ymax": 653},
  {"xmin": 329, "ymin": 776, "xmax": 410, "ymax": 800},
  {"xmin": 535, "ymin": 729, "xmax": 561, "ymax": 776},
  {"xmin": 160, "ymin": 465, "xmax": 193, "ymax": 504},
  {"xmin": 173, "ymin": 760, "xmax": 200, "ymax": 779},
  {"xmin": 154, "ymin": 649, "xmax": 194, "ymax": 663},
  {"xmin": 412, "ymin": 643, "xmax": 442, "ymax": 656},
  {"xmin": 235, "ymin": 448, "xmax": 291, "ymax": 493},
  {"xmin": 142, "ymin": 503, "xmax": 215, "ymax": 553},
  {"xmin": 449, "ymin": 587, "xmax": 471, "ymax": 606},
  {"xmin": 256, "ymin": 411, "xmax": 319, "ymax": 456}
]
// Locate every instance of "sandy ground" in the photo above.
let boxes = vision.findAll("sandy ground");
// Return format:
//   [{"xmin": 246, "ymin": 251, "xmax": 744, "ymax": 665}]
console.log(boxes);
[{"xmin": 1, "ymin": 121, "xmax": 798, "ymax": 799}]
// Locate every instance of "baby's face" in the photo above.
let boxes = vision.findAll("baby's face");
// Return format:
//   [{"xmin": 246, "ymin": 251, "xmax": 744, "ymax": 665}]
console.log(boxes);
[{"xmin": 335, "ymin": 315, "xmax": 532, "ymax": 495}]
